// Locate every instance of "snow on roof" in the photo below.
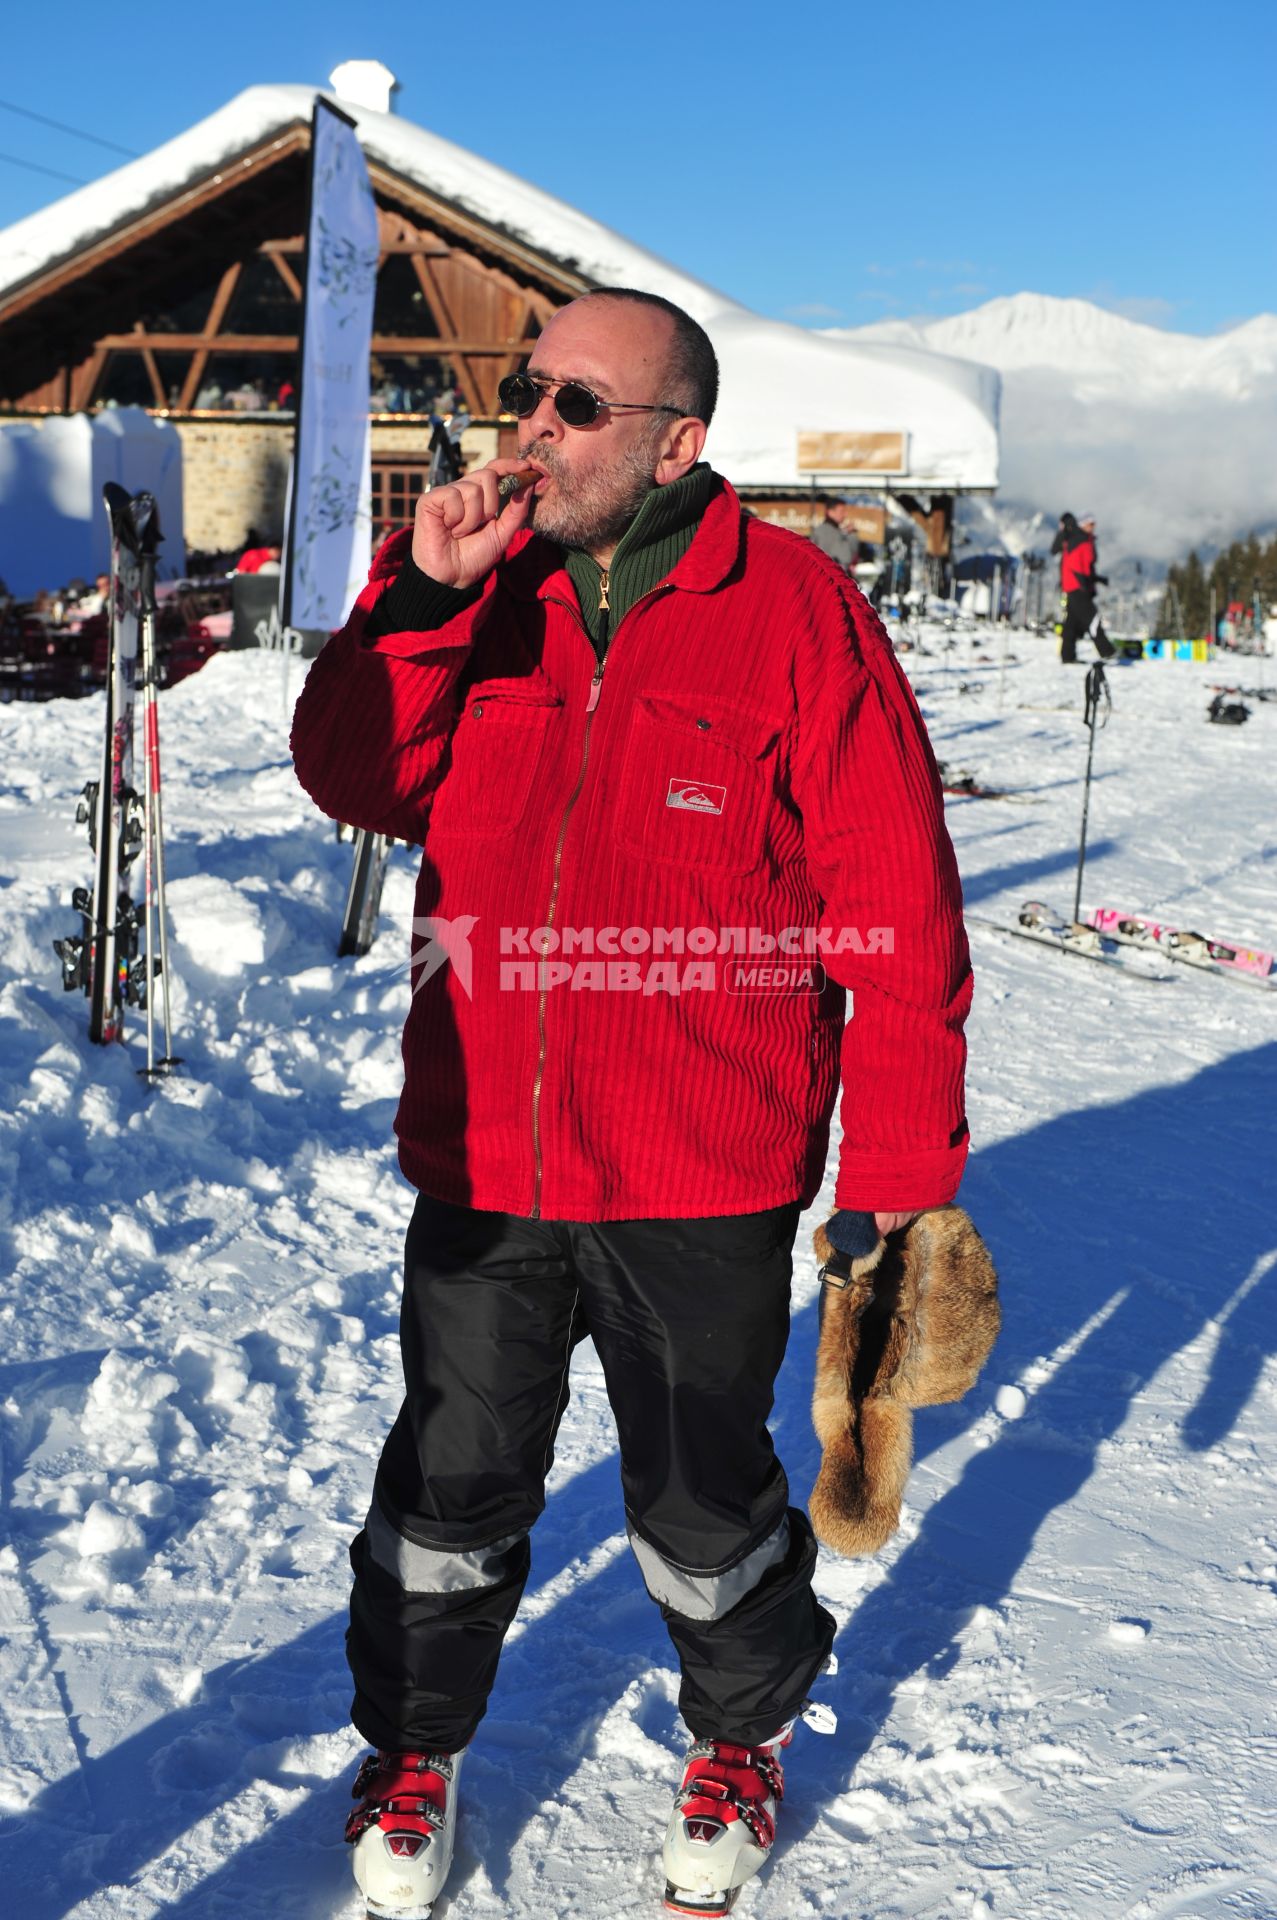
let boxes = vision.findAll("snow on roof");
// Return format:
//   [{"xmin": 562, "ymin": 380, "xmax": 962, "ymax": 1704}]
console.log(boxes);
[{"xmin": 0, "ymin": 84, "xmax": 999, "ymax": 492}]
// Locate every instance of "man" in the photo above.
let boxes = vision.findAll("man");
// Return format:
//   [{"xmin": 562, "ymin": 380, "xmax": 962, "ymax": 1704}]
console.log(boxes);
[
  {"xmin": 1051, "ymin": 510, "xmax": 1115, "ymax": 662},
  {"xmin": 808, "ymin": 495, "xmax": 861, "ymax": 573},
  {"xmin": 291, "ymin": 288, "xmax": 971, "ymax": 1919}
]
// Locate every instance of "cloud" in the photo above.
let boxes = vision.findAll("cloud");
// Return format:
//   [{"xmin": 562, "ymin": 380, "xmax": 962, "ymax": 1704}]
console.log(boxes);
[
  {"xmin": 993, "ymin": 366, "xmax": 1277, "ymax": 560},
  {"xmin": 783, "ymin": 301, "xmax": 844, "ymax": 320}
]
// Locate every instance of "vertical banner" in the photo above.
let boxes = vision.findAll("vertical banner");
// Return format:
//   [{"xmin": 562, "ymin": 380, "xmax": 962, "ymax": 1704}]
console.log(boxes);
[{"xmin": 282, "ymin": 97, "xmax": 380, "ymax": 634}]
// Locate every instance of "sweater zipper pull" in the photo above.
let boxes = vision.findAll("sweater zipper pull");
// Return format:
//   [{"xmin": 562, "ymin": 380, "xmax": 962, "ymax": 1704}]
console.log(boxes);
[{"xmin": 595, "ymin": 567, "xmax": 610, "ymax": 664}]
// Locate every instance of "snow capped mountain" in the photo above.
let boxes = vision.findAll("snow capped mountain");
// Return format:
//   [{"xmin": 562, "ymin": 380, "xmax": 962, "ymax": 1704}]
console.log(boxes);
[
  {"xmin": 829, "ymin": 294, "xmax": 1277, "ymax": 562},
  {"xmin": 858, "ymin": 293, "xmax": 1277, "ymax": 396}
]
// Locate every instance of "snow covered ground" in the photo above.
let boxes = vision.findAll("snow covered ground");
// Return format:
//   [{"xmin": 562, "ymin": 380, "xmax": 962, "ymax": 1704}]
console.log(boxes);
[{"xmin": 1, "ymin": 629, "xmax": 1274, "ymax": 1920}]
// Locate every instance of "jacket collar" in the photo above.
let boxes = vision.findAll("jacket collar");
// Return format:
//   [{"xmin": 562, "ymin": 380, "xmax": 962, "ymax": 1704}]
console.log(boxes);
[{"xmin": 502, "ymin": 472, "xmax": 745, "ymax": 606}]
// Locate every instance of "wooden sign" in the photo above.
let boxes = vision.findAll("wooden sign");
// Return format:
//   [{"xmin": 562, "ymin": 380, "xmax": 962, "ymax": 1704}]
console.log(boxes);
[
  {"xmin": 797, "ymin": 430, "xmax": 907, "ymax": 474},
  {"xmin": 837, "ymin": 505, "xmax": 887, "ymax": 542}
]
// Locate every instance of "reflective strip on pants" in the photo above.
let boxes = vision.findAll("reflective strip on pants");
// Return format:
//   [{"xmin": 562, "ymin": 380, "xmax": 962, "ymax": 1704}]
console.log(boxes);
[
  {"xmin": 365, "ymin": 1492, "xmax": 527, "ymax": 1596},
  {"xmin": 627, "ymin": 1513, "xmax": 791, "ymax": 1622}
]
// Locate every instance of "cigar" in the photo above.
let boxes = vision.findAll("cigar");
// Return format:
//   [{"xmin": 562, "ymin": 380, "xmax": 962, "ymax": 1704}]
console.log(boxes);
[{"xmin": 496, "ymin": 468, "xmax": 539, "ymax": 500}]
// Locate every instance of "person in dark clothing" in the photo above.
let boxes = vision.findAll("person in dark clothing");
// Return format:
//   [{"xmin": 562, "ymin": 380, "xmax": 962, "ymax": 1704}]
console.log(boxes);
[
  {"xmin": 808, "ymin": 497, "xmax": 861, "ymax": 572},
  {"xmin": 1051, "ymin": 511, "xmax": 1116, "ymax": 662}
]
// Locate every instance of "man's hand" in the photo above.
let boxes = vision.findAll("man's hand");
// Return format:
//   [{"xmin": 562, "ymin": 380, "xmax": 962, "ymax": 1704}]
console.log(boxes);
[
  {"xmin": 874, "ymin": 1210, "xmax": 921, "ymax": 1236},
  {"xmin": 411, "ymin": 460, "xmax": 538, "ymax": 591},
  {"xmin": 825, "ymin": 1208, "xmax": 922, "ymax": 1259}
]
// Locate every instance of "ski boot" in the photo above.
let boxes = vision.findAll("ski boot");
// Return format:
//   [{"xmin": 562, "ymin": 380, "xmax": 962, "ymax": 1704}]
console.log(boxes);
[
  {"xmin": 661, "ymin": 1695, "xmax": 836, "ymax": 1916},
  {"xmin": 345, "ymin": 1748, "xmax": 464, "ymax": 1919},
  {"xmin": 661, "ymin": 1728, "xmax": 789, "ymax": 1915}
]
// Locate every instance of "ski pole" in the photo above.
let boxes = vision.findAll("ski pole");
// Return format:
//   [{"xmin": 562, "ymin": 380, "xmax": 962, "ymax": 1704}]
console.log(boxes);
[
  {"xmin": 1072, "ymin": 662, "xmax": 1111, "ymax": 924},
  {"xmin": 139, "ymin": 544, "xmax": 158, "ymax": 1077}
]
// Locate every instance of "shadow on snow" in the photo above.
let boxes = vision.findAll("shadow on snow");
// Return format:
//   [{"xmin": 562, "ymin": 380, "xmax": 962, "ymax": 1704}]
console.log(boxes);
[{"xmin": 3, "ymin": 1042, "xmax": 1274, "ymax": 1916}]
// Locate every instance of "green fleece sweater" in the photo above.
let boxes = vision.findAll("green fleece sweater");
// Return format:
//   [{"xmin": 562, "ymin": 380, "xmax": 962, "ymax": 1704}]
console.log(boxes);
[{"xmin": 563, "ymin": 462, "xmax": 717, "ymax": 656}]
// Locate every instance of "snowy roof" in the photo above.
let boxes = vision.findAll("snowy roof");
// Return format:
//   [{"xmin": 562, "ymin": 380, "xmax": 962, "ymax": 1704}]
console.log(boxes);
[{"xmin": 0, "ymin": 85, "xmax": 998, "ymax": 492}]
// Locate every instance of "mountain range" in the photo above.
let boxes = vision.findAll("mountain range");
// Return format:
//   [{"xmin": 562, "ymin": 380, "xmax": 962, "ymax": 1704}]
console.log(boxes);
[{"xmin": 830, "ymin": 294, "xmax": 1277, "ymax": 564}]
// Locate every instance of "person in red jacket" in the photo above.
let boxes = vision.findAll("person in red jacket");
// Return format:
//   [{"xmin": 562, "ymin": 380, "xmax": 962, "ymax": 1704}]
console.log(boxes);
[
  {"xmin": 1051, "ymin": 511, "xmax": 1115, "ymax": 662},
  {"xmin": 291, "ymin": 288, "xmax": 972, "ymax": 1919}
]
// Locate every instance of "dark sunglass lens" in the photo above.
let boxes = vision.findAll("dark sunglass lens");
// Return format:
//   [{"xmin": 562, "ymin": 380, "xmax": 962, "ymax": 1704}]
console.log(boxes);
[
  {"xmin": 554, "ymin": 382, "xmax": 599, "ymax": 427},
  {"xmin": 498, "ymin": 374, "xmax": 538, "ymax": 417}
]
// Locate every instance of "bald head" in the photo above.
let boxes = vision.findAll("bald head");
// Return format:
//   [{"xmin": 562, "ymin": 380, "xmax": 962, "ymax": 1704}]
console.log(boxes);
[{"xmin": 571, "ymin": 288, "xmax": 719, "ymax": 426}]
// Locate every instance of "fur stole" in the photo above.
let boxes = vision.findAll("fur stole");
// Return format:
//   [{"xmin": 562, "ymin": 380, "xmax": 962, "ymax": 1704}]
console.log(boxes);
[{"xmin": 809, "ymin": 1208, "xmax": 1000, "ymax": 1556}]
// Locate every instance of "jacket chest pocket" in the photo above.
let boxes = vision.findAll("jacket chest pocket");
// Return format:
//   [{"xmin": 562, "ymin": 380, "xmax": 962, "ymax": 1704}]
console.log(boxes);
[
  {"xmin": 428, "ymin": 686, "xmax": 562, "ymax": 838},
  {"xmin": 615, "ymin": 693, "xmax": 779, "ymax": 876}
]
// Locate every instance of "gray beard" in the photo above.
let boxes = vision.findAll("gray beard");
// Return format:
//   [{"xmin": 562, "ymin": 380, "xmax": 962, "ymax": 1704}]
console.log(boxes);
[{"xmin": 520, "ymin": 430, "xmax": 662, "ymax": 552}]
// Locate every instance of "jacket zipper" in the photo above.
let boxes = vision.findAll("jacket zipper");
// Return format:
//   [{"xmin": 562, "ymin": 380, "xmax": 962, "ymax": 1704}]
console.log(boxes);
[{"xmin": 527, "ymin": 569, "xmax": 653, "ymax": 1217}]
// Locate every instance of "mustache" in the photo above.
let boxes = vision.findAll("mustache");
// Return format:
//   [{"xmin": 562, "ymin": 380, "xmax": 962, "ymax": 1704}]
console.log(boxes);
[{"xmin": 517, "ymin": 442, "xmax": 565, "ymax": 474}]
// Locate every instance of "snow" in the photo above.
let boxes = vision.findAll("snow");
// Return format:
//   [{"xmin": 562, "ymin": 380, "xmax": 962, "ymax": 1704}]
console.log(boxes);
[
  {"xmin": 1, "ymin": 629, "xmax": 1276, "ymax": 1918},
  {"xmin": 0, "ymin": 85, "xmax": 997, "ymax": 496},
  {"xmin": 832, "ymin": 294, "xmax": 1277, "ymax": 563}
]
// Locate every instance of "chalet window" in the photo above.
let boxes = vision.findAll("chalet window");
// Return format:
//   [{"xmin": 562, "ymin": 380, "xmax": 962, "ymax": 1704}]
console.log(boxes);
[
  {"xmin": 97, "ymin": 354, "xmax": 155, "ymax": 408},
  {"xmin": 224, "ymin": 253, "xmax": 300, "ymax": 335},
  {"xmin": 374, "ymin": 255, "xmax": 440, "ymax": 337},
  {"xmin": 370, "ymin": 354, "xmax": 457, "ymax": 416},
  {"xmin": 196, "ymin": 352, "xmax": 298, "ymax": 411},
  {"xmin": 154, "ymin": 352, "xmax": 190, "ymax": 407},
  {"xmin": 371, "ymin": 459, "xmax": 433, "ymax": 544}
]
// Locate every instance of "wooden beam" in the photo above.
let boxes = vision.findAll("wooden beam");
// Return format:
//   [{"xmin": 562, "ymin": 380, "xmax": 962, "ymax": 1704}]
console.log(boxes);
[
  {"xmin": 69, "ymin": 346, "xmax": 107, "ymax": 411},
  {"xmin": 100, "ymin": 331, "xmax": 537, "ymax": 354},
  {"xmin": 206, "ymin": 259, "xmax": 244, "ymax": 334},
  {"xmin": 177, "ymin": 260, "xmax": 243, "ymax": 411},
  {"xmin": 413, "ymin": 254, "xmax": 461, "ymax": 339},
  {"xmin": 266, "ymin": 248, "xmax": 302, "ymax": 300},
  {"xmin": 140, "ymin": 344, "xmax": 166, "ymax": 407}
]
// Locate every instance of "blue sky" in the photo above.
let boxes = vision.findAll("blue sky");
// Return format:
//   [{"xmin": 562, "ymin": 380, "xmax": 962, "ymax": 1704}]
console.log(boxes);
[{"xmin": 1, "ymin": 0, "xmax": 1272, "ymax": 335}]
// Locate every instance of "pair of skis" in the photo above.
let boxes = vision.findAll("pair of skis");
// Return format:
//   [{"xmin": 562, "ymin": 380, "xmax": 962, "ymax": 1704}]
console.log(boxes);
[
  {"xmin": 970, "ymin": 901, "xmax": 1274, "ymax": 990},
  {"xmin": 966, "ymin": 901, "xmax": 1176, "ymax": 983},
  {"xmin": 1088, "ymin": 908, "xmax": 1274, "ymax": 987},
  {"xmin": 54, "ymin": 485, "xmax": 180, "ymax": 1072}
]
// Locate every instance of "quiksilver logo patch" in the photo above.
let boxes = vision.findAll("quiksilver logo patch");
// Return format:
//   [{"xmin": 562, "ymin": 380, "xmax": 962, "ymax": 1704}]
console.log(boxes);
[{"xmin": 666, "ymin": 778, "xmax": 726, "ymax": 814}]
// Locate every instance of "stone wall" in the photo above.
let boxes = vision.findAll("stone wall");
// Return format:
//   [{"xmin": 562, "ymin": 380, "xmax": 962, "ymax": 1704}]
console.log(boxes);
[
  {"xmin": 175, "ymin": 419, "xmax": 292, "ymax": 554},
  {"xmin": 176, "ymin": 418, "xmax": 502, "ymax": 554}
]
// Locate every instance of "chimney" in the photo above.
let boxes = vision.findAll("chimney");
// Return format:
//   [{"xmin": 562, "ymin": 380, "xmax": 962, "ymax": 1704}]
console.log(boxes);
[{"xmin": 328, "ymin": 60, "xmax": 399, "ymax": 114}]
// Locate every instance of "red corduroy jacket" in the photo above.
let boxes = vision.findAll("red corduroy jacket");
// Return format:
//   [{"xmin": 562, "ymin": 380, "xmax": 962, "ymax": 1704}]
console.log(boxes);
[{"xmin": 290, "ymin": 479, "xmax": 972, "ymax": 1221}]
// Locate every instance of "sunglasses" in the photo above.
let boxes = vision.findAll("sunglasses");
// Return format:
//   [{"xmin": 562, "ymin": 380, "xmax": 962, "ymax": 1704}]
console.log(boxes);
[{"xmin": 497, "ymin": 371, "xmax": 682, "ymax": 429}]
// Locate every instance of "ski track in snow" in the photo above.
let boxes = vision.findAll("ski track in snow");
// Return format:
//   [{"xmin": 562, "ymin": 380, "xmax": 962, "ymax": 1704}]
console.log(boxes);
[{"xmin": 0, "ymin": 636, "xmax": 1274, "ymax": 1920}]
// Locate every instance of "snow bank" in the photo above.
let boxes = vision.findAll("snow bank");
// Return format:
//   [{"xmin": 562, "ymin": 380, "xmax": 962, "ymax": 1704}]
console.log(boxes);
[{"xmin": 0, "ymin": 407, "xmax": 186, "ymax": 595}]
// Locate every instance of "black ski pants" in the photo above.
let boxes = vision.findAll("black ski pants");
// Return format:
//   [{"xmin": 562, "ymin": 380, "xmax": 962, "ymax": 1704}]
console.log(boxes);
[
  {"xmin": 347, "ymin": 1194, "xmax": 835, "ymax": 1753},
  {"xmin": 1061, "ymin": 587, "xmax": 1115, "ymax": 662}
]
